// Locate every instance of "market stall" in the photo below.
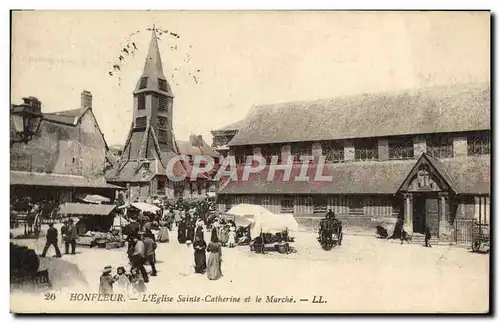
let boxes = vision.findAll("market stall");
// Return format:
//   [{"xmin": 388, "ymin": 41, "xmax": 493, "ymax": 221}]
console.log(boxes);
[
  {"xmin": 226, "ymin": 204, "xmax": 299, "ymax": 253},
  {"xmin": 58, "ymin": 202, "xmax": 123, "ymax": 249},
  {"xmin": 77, "ymin": 194, "xmax": 111, "ymax": 204}
]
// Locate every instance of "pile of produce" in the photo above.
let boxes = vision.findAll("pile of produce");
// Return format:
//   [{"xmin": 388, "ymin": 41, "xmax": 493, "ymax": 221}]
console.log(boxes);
[
  {"xmin": 91, "ymin": 231, "xmax": 122, "ymax": 244},
  {"xmin": 76, "ymin": 231, "xmax": 124, "ymax": 248}
]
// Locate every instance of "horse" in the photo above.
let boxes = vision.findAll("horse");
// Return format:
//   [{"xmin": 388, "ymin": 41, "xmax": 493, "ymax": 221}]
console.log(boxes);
[{"xmin": 318, "ymin": 218, "xmax": 343, "ymax": 250}]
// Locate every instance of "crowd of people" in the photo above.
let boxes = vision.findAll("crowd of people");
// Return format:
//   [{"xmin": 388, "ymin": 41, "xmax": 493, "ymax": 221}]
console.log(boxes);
[
  {"xmin": 97, "ymin": 198, "xmax": 238, "ymax": 296},
  {"xmin": 26, "ymin": 196, "xmax": 252, "ymax": 296}
]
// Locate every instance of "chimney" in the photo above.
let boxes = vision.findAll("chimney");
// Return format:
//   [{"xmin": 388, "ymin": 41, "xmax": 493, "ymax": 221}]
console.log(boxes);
[
  {"xmin": 22, "ymin": 97, "xmax": 42, "ymax": 114},
  {"xmin": 81, "ymin": 90, "xmax": 92, "ymax": 109}
]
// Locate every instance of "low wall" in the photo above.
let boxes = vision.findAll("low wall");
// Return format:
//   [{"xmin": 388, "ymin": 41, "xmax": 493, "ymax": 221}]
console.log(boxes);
[{"xmin": 295, "ymin": 215, "xmax": 384, "ymax": 233}]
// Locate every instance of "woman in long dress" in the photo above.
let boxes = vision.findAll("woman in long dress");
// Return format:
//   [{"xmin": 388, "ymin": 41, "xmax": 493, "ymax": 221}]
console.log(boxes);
[
  {"xmin": 206, "ymin": 229, "xmax": 223, "ymax": 280},
  {"xmin": 177, "ymin": 219, "xmax": 187, "ymax": 244},
  {"xmin": 219, "ymin": 224, "xmax": 229, "ymax": 247},
  {"xmin": 193, "ymin": 233, "xmax": 207, "ymax": 274},
  {"xmin": 157, "ymin": 220, "xmax": 170, "ymax": 243},
  {"xmin": 186, "ymin": 218, "xmax": 195, "ymax": 243}
]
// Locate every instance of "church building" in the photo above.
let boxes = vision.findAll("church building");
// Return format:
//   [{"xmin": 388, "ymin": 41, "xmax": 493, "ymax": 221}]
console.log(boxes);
[{"xmin": 106, "ymin": 28, "xmax": 218, "ymax": 202}]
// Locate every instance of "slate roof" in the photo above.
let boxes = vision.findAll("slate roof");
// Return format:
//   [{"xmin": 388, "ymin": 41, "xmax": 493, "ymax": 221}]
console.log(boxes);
[
  {"xmin": 176, "ymin": 140, "xmax": 219, "ymax": 158},
  {"xmin": 43, "ymin": 107, "xmax": 88, "ymax": 125},
  {"xmin": 133, "ymin": 28, "xmax": 174, "ymax": 97},
  {"xmin": 217, "ymin": 156, "xmax": 490, "ymax": 195},
  {"xmin": 11, "ymin": 106, "xmax": 117, "ymax": 172},
  {"xmin": 212, "ymin": 119, "xmax": 246, "ymax": 133},
  {"xmin": 227, "ymin": 83, "xmax": 491, "ymax": 146},
  {"xmin": 10, "ymin": 171, "xmax": 121, "ymax": 189}
]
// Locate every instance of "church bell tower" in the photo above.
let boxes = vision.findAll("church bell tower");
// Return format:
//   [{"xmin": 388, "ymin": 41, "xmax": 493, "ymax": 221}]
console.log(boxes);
[{"xmin": 132, "ymin": 27, "xmax": 175, "ymax": 152}]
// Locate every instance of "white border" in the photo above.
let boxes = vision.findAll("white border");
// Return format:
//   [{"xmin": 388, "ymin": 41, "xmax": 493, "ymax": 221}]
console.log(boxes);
[{"xmin": 3, "ymin": 1, "xmax": 497, "ymax": 322}]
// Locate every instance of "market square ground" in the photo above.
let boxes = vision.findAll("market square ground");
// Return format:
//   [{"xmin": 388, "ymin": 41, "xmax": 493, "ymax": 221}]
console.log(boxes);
[{"xmin": 11, "ymin": 226, "xmax": 489, "ymax": 313}]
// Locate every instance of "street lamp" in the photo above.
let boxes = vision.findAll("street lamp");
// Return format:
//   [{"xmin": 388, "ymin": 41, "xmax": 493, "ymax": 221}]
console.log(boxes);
[{"xmin": 10, "ymin": 97, "xmax": 43, "ymax": 146}]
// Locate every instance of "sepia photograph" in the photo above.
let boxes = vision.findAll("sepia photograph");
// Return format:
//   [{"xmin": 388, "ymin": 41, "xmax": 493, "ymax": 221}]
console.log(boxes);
[{"xmin": 9, "ymin": 10, "xmax": 490, "ymax": 314}]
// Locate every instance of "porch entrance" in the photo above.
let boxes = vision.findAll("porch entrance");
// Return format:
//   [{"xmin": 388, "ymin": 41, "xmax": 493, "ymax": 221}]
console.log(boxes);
[{"xmin": 412, "ymin": 193, "xmax": 440, "ymax": 236}]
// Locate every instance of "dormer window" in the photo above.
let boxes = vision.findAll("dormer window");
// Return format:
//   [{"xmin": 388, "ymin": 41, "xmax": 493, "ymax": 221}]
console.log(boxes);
[
  {"xmin": 139, "ymin": 77, "xmax": 148, "ymax": 89},
  {"xmin": 158, "ymin": 78, "xmax": 167, "ymax": 92}
]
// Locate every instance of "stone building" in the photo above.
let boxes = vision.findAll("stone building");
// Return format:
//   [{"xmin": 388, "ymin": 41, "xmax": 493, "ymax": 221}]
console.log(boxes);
[
  {"xmin": 10, "ymin": 92, "xmax": 120, "ymax": 202},
  {"xmin": 215, "ymin": 83, "xmax": 490, "ymax": 244},
  {"xmin": 106, "ymin": 28, "xmax": 218, "ymax": 202}
]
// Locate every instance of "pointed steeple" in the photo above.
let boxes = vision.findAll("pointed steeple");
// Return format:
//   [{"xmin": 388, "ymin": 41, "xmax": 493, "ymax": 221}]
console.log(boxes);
[{"xmin": 134, "ymin": 26, "xmax": 174, "ymax": 97}]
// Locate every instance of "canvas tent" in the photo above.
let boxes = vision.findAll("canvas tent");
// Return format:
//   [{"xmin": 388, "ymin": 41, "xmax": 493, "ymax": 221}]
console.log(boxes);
[
  {"xmin": 225, "ymin": 204, "xmax": 299, "ymax": 238},
  {"xmin": 223, "ymin": 214, "xmax": 252, "ymax": 227},
  {"xmin": 130, "ymin": 202, "xmax": 160, "ymax": 213},
  {"xmin": 226, "ymin": 204, "xmax": 270, "ymax": 221},
  {"xmin": 78, "ymin": 194, "xmax": 111, "ymax": 204},
  {"xmin": 250, "ymin": 212, "xmax": 299, "ymax": 239},
  {"xmin": 58, "ymin": 203, "xmax": 117, "ymax": 234}
]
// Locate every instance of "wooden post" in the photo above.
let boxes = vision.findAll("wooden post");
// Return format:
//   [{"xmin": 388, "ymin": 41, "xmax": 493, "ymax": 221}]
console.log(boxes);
[{"xmin": 403, "ymin": 193, "xmax": 413, "ymax": 233}]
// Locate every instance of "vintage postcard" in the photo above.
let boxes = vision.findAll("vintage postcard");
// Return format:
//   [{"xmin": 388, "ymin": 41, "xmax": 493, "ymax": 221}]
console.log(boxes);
[{"xmin": 9, "ymin": 10, "xmax": 490, "ymax": 314}]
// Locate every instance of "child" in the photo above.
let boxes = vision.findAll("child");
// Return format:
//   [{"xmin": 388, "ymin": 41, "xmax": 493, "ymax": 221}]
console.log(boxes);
[
  {"xmin": 129, "ymin": 267, "xmax": 146, "ymax": 296},
  {"xmin": 99, "ymin": 265, "xmax": 115, "ymax": 295},
  {"xmin": 114, "ymin": 266, "xmax": 132, "ymax": 298},
  {"xmin": 228, "ymin": 227, "xmax": 236, "ymax": 248}
]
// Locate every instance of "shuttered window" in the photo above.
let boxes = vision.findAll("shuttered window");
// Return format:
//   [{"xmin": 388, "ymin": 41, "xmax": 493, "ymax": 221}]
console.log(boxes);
[{"xmin": 158, "ymin": 95, "xmax": 168, "ymax": 111}]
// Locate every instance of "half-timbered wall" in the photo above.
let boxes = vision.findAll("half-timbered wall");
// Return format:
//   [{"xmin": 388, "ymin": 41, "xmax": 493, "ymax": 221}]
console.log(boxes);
[{"xmin": 220, "ymin": 194, "xmax": 398, "ymax": 218}]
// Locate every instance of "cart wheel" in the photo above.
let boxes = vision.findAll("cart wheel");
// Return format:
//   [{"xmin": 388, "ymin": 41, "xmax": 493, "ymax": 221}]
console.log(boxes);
[{"xmin": 472, "ymin": 240, "xmax": 480, "ymax": 252}]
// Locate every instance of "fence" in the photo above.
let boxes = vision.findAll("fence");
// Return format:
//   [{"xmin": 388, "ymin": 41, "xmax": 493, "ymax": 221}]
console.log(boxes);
[{"xmin": 454, "ymin": 217, "xmax": 474, "ymax": 245}]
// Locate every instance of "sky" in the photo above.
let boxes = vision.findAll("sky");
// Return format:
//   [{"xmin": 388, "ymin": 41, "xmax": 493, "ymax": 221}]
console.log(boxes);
[{"xmin": 11, "ymin": 11, "xmax": 490, "ymax": 147}]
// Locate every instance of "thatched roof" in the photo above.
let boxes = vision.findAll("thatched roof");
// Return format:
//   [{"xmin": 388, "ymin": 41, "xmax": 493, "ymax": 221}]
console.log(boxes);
[
  {"xmin": 217, "ymin": 156, "xmax": 489, "ymax": 195},
  {"xmin": 228, "ymin": 83, "xmax": 490, "ymax": 146}
]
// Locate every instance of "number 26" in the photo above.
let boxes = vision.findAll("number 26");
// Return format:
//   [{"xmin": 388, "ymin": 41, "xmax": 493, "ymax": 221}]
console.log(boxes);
[{"xmin": 44, "ymin": 292, "xmax": 56, "ymax": 301}]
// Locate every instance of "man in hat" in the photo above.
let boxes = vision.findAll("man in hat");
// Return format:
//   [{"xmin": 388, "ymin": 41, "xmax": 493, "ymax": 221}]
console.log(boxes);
[
  {"xmin": 99, "ymin": 265, "xmax": 115, "ymax": 295},
  {"xmin": 41, "ymin": 222, "xmax": 62, "ymax": 258},
  {"xmin": 143, "ymin": 232, "xmax": 157, "ymax": 276},
  {"xmin": 64, "ymin": 218, "xmax": 77, "ymax": 255},
  {"xmin": 130, "ymin": 234, "xmax": 149, "ymax": 283}
]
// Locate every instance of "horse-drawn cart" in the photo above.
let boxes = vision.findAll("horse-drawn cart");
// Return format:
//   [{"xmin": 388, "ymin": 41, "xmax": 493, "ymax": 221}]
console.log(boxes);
[
  {"xmin": 471, "ymin": 221, "xmax": 490, "ymax": 253},
  {"xmin": 318, "ymin": 218, "xmax": 343, "ymax": 250}
]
